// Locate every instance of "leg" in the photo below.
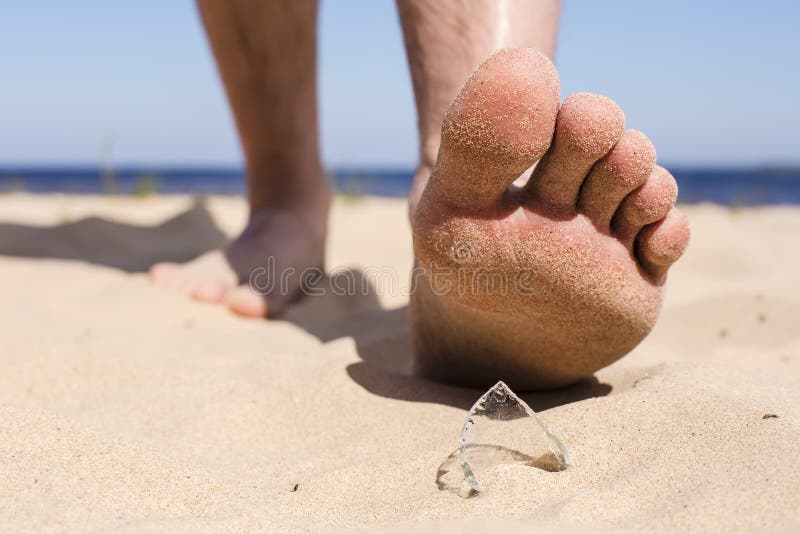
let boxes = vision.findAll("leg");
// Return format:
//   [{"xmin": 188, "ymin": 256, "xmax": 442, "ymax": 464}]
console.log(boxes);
[
  {"xmin": 402, "ymin": 9, "xmax": 689, "ymax": 388},
  {"xmin": 397, "ymin": 0, "xmax": 561, "ymax": 215},
  {"xmin": 150, "ymin": 0, "xmax": 329, "ymax": 317}
]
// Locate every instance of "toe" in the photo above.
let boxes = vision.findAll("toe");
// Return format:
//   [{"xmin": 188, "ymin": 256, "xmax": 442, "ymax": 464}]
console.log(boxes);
[
  {"xmin": 613, "ymin": 165, "xmax": 678, "ymax": 246},
  {"xmin": 636, "ymin": 208, "xmax": 690, "ymax": 279},
  {"xmin": 578, "ymin": 129, "xmax": 656, "ymax": 231},
  {"xmin": 191, "ymin": 280, "xmax": 232, "ymax": 303},
  {"xmin": 149, "ymin": 262, "xmax": 179, "ymax": 286},
  {"xmin": 526, "ymin": 93, "xmax": 624, "ymax": 213},
  {"xmin": 426, "ymin": 48, "xmax": 560, "ymax": 212},
  {"xmin": 228, "ymin": 286, "xmax": 269, "ymax": 318}
]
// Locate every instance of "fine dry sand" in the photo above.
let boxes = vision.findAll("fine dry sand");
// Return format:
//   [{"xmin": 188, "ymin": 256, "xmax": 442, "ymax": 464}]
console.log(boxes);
[{"xmin": 0, "ymin": 193, "xmax": 798, "ymax": 532}]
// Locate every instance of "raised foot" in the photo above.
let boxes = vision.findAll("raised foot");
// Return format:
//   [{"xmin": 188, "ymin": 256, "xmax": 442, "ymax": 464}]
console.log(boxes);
[{"xmin": 410, "ymin": 48, "xmax": 689, "ymax": 391}]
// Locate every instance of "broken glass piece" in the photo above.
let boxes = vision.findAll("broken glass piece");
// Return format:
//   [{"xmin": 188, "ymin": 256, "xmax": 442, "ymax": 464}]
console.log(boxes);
[{"xmin": 459, "ymin": 381, "xmax": 572, "ymax": 492}]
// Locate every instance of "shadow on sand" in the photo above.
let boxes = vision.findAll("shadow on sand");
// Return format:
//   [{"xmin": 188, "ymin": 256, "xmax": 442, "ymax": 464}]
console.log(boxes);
[
  {"xmin": 0, "ymin": 199, "xmax": 611, "ymax": 411},
  {"xmin": 282, "ymin": 276, "xmax": 611, "ymax": 410},
  {"xmin": 0, "ymin": 198, "xmax": 227, "ymax": 272}
]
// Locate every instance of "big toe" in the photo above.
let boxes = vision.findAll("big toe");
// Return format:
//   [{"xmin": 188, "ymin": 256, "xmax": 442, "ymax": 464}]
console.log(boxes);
[{"xmin": 424, "ymin": 48, "xmax": 560, "ymax": 213}]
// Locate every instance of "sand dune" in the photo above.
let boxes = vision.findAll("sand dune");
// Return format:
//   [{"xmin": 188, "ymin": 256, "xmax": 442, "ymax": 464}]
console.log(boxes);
[{"xmin": 0, "ymin": 194, "xmax": 798, "ymax": 532}]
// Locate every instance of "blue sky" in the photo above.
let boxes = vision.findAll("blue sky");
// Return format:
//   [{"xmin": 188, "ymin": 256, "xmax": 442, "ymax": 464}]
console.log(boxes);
[{"xmin": 1, "ymin": 1, "xmax": 798, "ymax": 168}]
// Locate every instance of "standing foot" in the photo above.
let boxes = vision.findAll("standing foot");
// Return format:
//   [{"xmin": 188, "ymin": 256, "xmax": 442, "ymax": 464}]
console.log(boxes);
[{"xmin": 150, "ymin": 189, "xmax": 328, "ymax": 318}]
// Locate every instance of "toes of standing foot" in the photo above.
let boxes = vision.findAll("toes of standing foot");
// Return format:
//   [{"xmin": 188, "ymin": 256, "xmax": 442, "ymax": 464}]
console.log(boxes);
[
  {"xmin": 149, "ymin": 262, "xmax": 179, "ymax": 286},
  {"xmin": 228, "ymin": 286, "xmax": 269, "ymax": 318},
  {"xmin": 613, "ymin": 165, "xmax": 678, "ymax": 245},
  {"xmin": 636, "ymin": 208, "xmax": 690, "ymax": 279},
  {"xmin": 579, "ymin": 129, "xmax": 656, "ymax": 230},
  {"xmin": 527, "ymin": 92, "xmax": 625, "ymax": 211},
  {"xmin": 191, "ymin": 280, "xmax": 232, "ymax": 303}
]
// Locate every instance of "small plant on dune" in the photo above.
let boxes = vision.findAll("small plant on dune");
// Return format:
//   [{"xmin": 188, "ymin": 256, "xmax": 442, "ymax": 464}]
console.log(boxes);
[
  {"xmin": 334, "ymin": 173, "xmax": 366, "ymax": 204},
  {"xmin": 133, "ymin": 173, "xmax": 159, "ymax": 198},
  {"xmin": 0, "ymin": 175, "xmax": 26, "ymax": 193}
]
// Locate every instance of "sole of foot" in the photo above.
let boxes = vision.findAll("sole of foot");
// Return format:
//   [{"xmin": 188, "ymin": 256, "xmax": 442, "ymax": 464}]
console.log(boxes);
[{"xmin": 410, "ymin": 48, "xmax": 689, "ymax": 391}]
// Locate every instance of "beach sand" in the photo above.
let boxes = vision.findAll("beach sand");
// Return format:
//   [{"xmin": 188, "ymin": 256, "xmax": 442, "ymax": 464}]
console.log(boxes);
[{"xmin": 0, "ymin": 194, "xmax": 798, "ymax": 532}]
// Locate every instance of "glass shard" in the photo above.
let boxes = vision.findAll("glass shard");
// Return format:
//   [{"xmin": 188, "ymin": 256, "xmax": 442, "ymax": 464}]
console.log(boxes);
[{"xmin": 459, "ymin": 381, "xmax": 572, "ymax": 492}]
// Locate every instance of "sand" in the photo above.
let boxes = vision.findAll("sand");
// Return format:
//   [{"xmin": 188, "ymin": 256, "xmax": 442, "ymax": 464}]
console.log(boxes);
[{"xmin": 0, "ymin": 193, "xmax": 798, "ymax": 532}]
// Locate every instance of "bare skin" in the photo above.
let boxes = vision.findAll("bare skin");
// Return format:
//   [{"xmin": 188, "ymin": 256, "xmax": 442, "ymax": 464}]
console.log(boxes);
[
  {"xmin": 397, "ymin": 1, "xmax": 686, "ymax": 388},
  {"xmin": 150, "ymin": 0, "xmax": 328, "ymax": 317},
  {"xmin": 411, "ymin": 49, "xmax": 689, "ymax": 390},
  {"xmin": 151, "ymin": 0, "xmax": 561, "ymax": 316},
  {"xmin": 151, "ymin": 1, "xmax": 689, "ymax": 389},
  {"xmin": 397, "ymin": 0, "xmax": 561, "ymax": 215}
]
